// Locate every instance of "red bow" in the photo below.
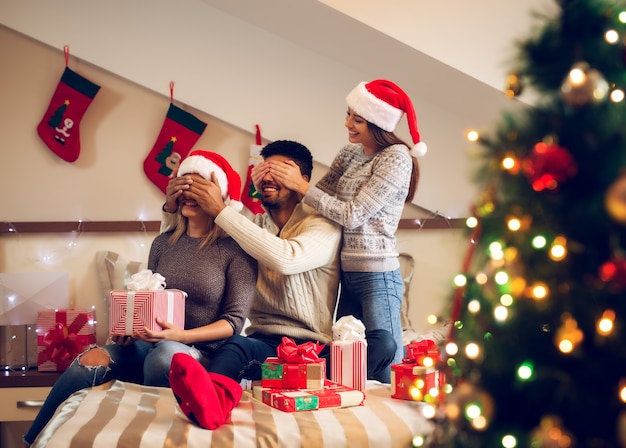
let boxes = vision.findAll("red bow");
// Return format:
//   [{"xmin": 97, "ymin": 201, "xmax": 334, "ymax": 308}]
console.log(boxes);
[
  {"xmin": 404, "ymin": 339, "xmax": 442, "ymax": 365},
  {"xmin": 276, "ymin": 337, "xmax": 325, "ymax": 363},
  {"xmin": 42, "ymin": 322, "xmax": 83, "ymax": 365}
]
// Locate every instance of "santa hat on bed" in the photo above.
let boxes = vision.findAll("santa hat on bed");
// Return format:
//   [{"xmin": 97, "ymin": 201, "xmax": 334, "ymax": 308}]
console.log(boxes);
[
  {"xmin": 346, "ymin": 79, "xmax": 427, "ymax": 158},
  {"xmin": 170, "ymin": 352, "xmax": 242, "ymax": 430},
  {"xmin": 177, "ymin": 150, "xmax": 244, "ymax": 211}
]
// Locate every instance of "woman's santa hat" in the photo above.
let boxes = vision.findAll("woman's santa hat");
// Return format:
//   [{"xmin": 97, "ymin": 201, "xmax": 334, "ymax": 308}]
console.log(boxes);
[
  {"xmin": 346, "ymin": 79, "xmax": 428, "ymax": 157},
  {"xmin": 177, "ymin": 150, "xmax": 243, "ymax": 211}
]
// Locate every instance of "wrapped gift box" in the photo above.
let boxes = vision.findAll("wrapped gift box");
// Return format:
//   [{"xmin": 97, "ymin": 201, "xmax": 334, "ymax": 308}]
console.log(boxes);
[
  {"xmin": 109, "ymin": 289, "xmax": 185, "ymax": 336},
  {"xmin": 390, "ymin": 363, "xmax": 445, "ymax": 401},
  {"xmin": 330, "ymin": 339, "xmax": 367, "ymax": 391},
  {"xmin": 37, "ymin": 309, "xmax": 96, "ymax": 372},
  {"xmin": 253, "ymin": 380, "xmax": 366, "ymax": 412},
  {"xmin": 261, "ymin": 357, "xmax": 325, "ymax": 390}
]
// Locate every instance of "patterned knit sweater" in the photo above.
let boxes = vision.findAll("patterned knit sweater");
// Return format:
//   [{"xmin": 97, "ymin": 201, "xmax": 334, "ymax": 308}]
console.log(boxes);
[
  {"xmin": 304, "ymin": 143, "xmax": 412, "ymax": 272},
  {"xmin": 148, "ymin": 233, "xmax": 258, "ymax": 354},
  {"xmin": 214, "ymin": 203, "xmax": 342, "ymax": 344}
]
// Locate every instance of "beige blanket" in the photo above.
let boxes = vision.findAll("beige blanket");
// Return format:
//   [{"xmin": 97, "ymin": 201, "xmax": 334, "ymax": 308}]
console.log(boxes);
[{"xmin": 33, "ymin": 379, "xmax": 433, "ymax": 447}]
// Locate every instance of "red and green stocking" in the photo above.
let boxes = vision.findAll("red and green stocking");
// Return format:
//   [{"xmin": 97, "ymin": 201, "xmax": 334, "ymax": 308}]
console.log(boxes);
[
  {"xmin": 241, "ymin": 124, "xmax": 265, "ymax": 215},
  {"xmin": 143, "ymin": 101, "xmax": 207, "ymax": 194},
  {"xmin": 37, "ymin": 48, "xmax": 100, "ymax": 163}
]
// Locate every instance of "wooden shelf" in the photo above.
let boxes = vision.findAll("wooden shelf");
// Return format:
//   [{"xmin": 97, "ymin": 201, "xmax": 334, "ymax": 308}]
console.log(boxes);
[
  {"xmin": 1, "ymin": 218, "xmax": 466, "ymax": 234},
  {"xmin": 1, "ymin": 221, "xmax": 161, "ymax": 234}
]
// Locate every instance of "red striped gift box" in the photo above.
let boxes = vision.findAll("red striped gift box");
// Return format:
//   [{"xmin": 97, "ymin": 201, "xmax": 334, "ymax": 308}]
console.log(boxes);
[
  {"xmin": 254, "ymin": 379, "xmax": 366, "ymax": 412},
  {"xmin": 330, "ymin": 339, "xmax": 367, "ymax": 391},
  {"xmin": 37, "ymin": 309, "xmax": 96, "ymax": 372},
  {"xmin": 109, "ymin": 289, "xmax": 185, "ymax": 336}
]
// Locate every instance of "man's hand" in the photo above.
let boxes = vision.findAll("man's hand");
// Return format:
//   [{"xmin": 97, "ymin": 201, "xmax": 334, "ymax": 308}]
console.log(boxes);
[
  {"xmin": 164, "ymin": 175, "xmax": 193, "ymax": 213},
  {"xmin": 183, "ymin": 172, "xmax": 227, "ymax": 217}
]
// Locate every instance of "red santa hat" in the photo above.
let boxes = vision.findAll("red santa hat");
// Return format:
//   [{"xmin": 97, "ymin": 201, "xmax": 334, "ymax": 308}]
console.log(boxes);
[
  {"xmin": 345, "ymin": 79, "xmax": 427, "ymax": 157},
  {"xmin": 177, "ymin": 150, "xmax": 243, "ymax": 211}
]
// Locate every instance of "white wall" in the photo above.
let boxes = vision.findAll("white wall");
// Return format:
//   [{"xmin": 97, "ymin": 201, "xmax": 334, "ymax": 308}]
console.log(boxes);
[
  {"xmin": 0, "ymin": 26, "xmax": 466, "ymax": 346},
  {"xmin": 0, "ymin": 0, "xmax": 533, "ymax": 218}
]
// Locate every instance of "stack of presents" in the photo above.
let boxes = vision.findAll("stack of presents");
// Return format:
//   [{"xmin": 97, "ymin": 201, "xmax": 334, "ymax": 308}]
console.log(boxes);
[{"xmin": 2, "ymin": 270, "xmax": 446, "ymax": 413}]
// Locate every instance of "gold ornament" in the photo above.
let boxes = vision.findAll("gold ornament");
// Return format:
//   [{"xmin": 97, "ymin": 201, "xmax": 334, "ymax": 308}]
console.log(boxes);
[
  {"xmin": 530, "ymin": 415, "xmax": 574, "ymax": 447},
  {"xmin": 504, "ymin": 72, "xmax": 523, "ymax": 98},
  {"xmin": 444, "ymin": 382, "xmax": 494, "ymax": 431},
  {"xmin": 561, "ymin": 62, "xmax": 609, "ymax": 107},
  {"xmin": 605, "ymin": 172, "xmax": 626, "ymax": 225}
]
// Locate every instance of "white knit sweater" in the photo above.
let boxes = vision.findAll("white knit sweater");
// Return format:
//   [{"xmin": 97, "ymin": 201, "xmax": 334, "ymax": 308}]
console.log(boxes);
[{"xmin": 214, "ymin": 203, "xmax": 341, "ymax": 343}]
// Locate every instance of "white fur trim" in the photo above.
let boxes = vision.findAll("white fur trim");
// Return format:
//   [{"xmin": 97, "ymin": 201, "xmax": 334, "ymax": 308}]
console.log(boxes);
[
  {"xmin": 410, "ymin": 142, "xmax": 428, "ymax": 158},
  {"xmin": 346, "ymin": 82, "xmax": 403, "ymax": 132},
  {"xmin": 228, "ymin": 200, "xmax": 244, "ymax": 212},
  {"xmin": 177, "ymin": 156, "xmax": 228, "ymax": 199}
]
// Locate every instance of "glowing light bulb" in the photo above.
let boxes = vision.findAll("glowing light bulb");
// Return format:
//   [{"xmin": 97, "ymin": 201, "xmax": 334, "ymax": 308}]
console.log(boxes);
[{"xmin": 466, "ymin": 130, "xmax": 479, "ymax": 141}]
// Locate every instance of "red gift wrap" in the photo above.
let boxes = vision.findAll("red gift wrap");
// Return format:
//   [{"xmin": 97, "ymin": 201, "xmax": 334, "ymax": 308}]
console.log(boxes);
[
  {"xmin": 254, "ymin": 379, "xmax": 365, "ymax": 412},
  {"xmin": 37, "ymin": 309, "xmax": 96, "ymax": 372},
  {"xmin": 390, "ymin": 339, "xmax": 445, "ymax": 402},
  {"xmin": 261, "ymin": 337, "xmax": 326, "ymax": 389},
  {"xmin": 109, "ymin": 289, "xmax": 186, "ymax": 336}
]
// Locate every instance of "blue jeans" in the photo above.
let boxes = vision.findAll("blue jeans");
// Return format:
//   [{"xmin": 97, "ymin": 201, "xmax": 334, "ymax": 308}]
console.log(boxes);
[
  {"xmin": 337, "ymin": 269, "xmax": 404, "ymax": 383},
  {"xmin": 23, "ymin": 340, "xmax": 203, "ymax": 446},
  {"xmin": 209, "ymin": 331, "xmax": 395, "ymax": 384}
]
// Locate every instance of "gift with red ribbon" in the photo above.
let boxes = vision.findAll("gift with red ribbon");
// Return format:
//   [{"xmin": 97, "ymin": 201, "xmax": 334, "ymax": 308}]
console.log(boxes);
[
  {"xmin": 254, "ymin": 379, "xmax": 365, "ymax": 412},
  {"xmin": 403, "ymin": 339, "xmax": 442, "ymax": 366},
  {"xmin": 37, "ymin": 309, "xmax": 96, "ymax": 372},
  {"xmin": 261, "ymin": 337, "xmax": 326, "ymax": 390},
  {"xmin": 391, "ymin": 339, "xmax": 445, "ymax": 402}
]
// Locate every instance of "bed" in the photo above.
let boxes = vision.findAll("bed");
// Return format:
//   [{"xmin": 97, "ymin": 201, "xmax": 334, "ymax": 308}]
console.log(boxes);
[{"xmin": 32, "ymin": 379, "xmax": 434, "ymax": 447}]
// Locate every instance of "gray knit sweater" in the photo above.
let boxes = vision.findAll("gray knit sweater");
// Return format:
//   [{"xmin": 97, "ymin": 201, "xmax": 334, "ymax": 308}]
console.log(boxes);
[
  {"xmin": 304, "ymin": 143, "xmax": 412, "ymax": 272},
  {"xmin": 148, "ymin": 232, "xmax": 258, "ymax": 354}
]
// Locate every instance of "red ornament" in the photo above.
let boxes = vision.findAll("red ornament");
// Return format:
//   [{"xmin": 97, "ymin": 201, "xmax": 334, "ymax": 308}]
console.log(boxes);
[
  {"xmin": 522, "ymin": 142, "xmax": 578, "ymax": 191},
  {"xmin": 599, "ymin": 257, "xmax": 626, "ymax": 291}
]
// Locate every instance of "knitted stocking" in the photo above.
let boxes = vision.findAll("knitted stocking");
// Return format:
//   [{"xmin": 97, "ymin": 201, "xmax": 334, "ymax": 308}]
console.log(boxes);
[{"xmin": 169, "ymin": 352, "xmax": 242, "ymax": 429}]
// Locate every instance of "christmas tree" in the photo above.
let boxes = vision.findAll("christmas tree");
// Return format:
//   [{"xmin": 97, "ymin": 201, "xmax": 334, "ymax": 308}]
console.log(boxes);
[{"xmin": 434, "ymin": 1, "xmax": 626, "ymax": 446}]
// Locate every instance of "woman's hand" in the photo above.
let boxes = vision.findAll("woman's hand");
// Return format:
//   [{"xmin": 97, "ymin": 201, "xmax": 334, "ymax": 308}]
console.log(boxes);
[
  {"xmin": 251, "ymin": 162, "xmax": 270, "ymax": 194},
  {"xmin": 268, "ymin": 160, "xmax": 309, "ymax": 196},
  {"xmin": 163, "ymin": 175, "xmax": 193, "ymax": 213},
  {"xmin": 133, "ymin": 318, "xmax": 185, "ymax": 343}
]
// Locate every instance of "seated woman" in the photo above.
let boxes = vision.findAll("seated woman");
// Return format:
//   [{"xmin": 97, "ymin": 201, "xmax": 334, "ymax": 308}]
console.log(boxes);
[{"xmin": 22, "ymin": 150, "xmax": 258, "ymax": 447}]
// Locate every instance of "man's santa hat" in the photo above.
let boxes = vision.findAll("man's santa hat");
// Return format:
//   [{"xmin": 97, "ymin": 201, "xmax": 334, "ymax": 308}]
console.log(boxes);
[
  {"xmin": 177, "ymin": 150, "xmax": 243, "ymax": 211},
  {"xmin": 346, "ymin": 79, "xmax": 427, "ymax": 157}
]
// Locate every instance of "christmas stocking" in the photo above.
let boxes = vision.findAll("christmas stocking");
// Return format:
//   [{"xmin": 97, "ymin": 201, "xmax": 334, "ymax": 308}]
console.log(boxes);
[
  {"xmin": 37, "ymin": 51, "xmax": 101, "ymax": 163},
  {"xmin": 143, "ymin": 85, "xmax": 207, "ymax": 194},
  {"xmin": 241, "ymin": 124, "xmax": 265, "ymax": 214},
  {"xmin": 170, "ymin": 352, "xmax": 242, "ymax": 429}
]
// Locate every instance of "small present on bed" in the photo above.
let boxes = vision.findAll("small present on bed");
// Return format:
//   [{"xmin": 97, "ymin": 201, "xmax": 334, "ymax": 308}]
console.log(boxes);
[
  {"xmin": 261, "ymin": 337, "xmax": 326, "ymax": 390},
  {"xmin": 109, "ymin": 270, "xmax": 186, "ymax": 336},
  {"xmin": 253, "ymin": 379, "xmax": 366, "ymax": 412},
  {"xmin": 330, "ymin": 315, "xmax": 367, "ymax": 391},
  {"xmin": 391, "ymin": 339, "xmax": 446, "ymax": 402},
  {"xmin": 37, "ymin": 308, "xmax": 96, "ymax": 372}
]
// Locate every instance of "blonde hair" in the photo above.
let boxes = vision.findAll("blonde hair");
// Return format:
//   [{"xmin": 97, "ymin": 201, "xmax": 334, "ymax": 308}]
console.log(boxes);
[{"xmin": 168, "ymin": 212, "xmax": 227, "ymax": 249}]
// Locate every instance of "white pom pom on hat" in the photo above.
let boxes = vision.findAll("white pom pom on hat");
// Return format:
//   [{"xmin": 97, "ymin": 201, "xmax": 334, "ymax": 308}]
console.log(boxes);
[
  {"xmin": 177, "ymin": 150, "xmax": 244, "ymax": 211},
  {"xmin": 346, "ymin": 79, "xmax": 428, "ymax": 157}
]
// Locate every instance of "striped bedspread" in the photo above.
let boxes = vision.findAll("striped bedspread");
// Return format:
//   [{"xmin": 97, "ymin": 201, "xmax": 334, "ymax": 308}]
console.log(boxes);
[{"xmin": 33, "ymin": 379, "xmax": 433, "ymax": 447}]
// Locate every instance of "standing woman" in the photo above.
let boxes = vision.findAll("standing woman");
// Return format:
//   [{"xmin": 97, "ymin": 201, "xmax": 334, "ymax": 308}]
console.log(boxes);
[
  {"xmin": 267, "ymin": 80, "xmax": 426, "ymax": 382},
  {"xmin": 23, "ymin": 150, "xmax": 258, "ymax": 447}
]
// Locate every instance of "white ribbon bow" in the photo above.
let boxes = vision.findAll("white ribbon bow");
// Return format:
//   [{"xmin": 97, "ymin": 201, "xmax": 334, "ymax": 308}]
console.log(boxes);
[
  {"xmin": 332, "ymin": 315, "xmax": 366, "ymax": 341},
  {"xmin": 126, "ymin": 269, "xmax": 166, "ymax": 291}
]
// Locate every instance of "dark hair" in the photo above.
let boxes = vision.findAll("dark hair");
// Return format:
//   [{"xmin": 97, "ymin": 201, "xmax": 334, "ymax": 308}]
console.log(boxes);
[
  {"xmin": 367, "ymin": 123, "xmax": 419, "ymax": 203},
  {"xmin": 260, "ymin": 140, "xmax": 313, "ymax": 178}
]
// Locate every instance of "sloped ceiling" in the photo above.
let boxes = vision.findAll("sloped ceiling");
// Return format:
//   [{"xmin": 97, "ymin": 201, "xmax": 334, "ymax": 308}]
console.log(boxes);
[{"xmin": 0, "ymin": 0, "xmax": 552, "ymax": 217}]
